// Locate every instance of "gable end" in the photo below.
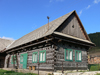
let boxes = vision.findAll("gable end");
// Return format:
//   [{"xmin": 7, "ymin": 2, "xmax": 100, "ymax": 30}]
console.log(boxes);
[{"xmin": 55, "ymin": 11, "xmax": 90, "ymax": 41}]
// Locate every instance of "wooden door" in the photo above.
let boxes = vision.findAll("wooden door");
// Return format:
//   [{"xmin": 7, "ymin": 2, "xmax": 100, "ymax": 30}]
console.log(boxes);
[
  {"xmin": 23, "ymin": 53, "xmax": 28, "ymax": 69},
  {"xmin": 20, "ymin": 53, "xmax": 28, "ymax": 69}
]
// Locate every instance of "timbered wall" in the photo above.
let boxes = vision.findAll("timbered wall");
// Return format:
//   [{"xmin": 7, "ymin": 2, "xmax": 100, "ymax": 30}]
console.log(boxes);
[
  {"xmin": 0, "ymin": 53, "xmax": 6, "ymax": 68},
  {"xmin": 54, "ymin": 41, "xmax": 88, "ymax": 70},
  {"xmin": 5, "ymin": 41, "xmax": 89, "ymax": 71},
  {"xmin": 5, "ymin": 43, "xmax": 55, "ymax": 71},
  {"xmin": 27, "ymin": 45, "xmax": 54, "ymax": 70},
  {"xmin": 0, "ymin": 57, "xmax": 5, "ymax": 68},
  {"xmin": 56, "ymin": 13, "xmax": 86, "ymax": 40}
]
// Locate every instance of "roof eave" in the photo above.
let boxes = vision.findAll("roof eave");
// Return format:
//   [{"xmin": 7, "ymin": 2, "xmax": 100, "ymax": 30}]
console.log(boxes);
[{"xmin": 53, "ymin": 32, "xmax": 95, "ymax": 47}]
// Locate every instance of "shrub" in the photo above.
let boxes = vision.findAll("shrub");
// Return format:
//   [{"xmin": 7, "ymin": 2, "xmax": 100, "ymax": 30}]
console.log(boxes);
[
  {"xmin": 90, "ymin": 66, "xmax": 98, "ymax": 71},
  {"xmin": 88, "ymin": 64, "xmax": 100, "ymax": 71}
]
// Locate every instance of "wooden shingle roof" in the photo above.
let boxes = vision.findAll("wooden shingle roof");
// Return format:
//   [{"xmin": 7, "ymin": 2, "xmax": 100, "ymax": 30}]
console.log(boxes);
[
  {"xmin": 7, "ymin": 11, "xmax": 74, "ymax": 49},
  {"xmin": 7, "ymin": 10, "xmax": 95, "ymax": 50},
  {"xmin": 0, "ymin": 38, "xmax": 14, "ymax": 52}
]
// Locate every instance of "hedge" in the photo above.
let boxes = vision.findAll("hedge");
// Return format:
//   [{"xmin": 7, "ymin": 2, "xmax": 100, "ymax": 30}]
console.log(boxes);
[{"xmin": 88, "ymin": 64, "xmax": 100, "ymax": 71}]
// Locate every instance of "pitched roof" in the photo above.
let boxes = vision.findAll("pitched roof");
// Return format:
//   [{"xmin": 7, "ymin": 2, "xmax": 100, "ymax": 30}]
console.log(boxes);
[
  {"xmin": 7, "ymin": 11, "xmax": 74, "ymax": 49},
  {"xmin": 53, "ymin": 32, "xmax": 95, "ymax": 45},
  {"xmin": 7, "ymin": 10, "xmax": 94, "ymax": 50},
  {"xmin": 0, "ymin": 38, "xmax": 14, "ymax": 52}
]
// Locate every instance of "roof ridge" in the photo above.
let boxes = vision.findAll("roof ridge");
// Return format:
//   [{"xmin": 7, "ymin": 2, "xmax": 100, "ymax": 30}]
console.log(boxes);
[
  {"xmin": 15, "ymin": 10, "xmax": 75, "ymax": 41},
  {"xmin": 0, "ymin": 38, "xmax": 14, "ymax": 41},
  {"xmin": 7, "ymin": 10, "xmax": 75, "ymax": 50}
]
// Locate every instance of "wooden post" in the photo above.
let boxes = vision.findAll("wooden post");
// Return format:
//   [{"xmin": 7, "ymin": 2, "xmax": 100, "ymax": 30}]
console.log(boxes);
[
  {"xmin": 16, "ymin": 53, "xmax": 19, "ymax": 69},
  {"xmin": 13, "ymin": 52, "xmax": 15, "ymax": 68},
  {"xmin": 38, "ymin": 62, "xmax": 39, "ymax": 75},
  {"xmin": 76, "ymin": 63, "xmax": 78, "ymax": 72},
  {"xmin": 62, "ymin": 62, "xmax": 64, "ymax": 73}
]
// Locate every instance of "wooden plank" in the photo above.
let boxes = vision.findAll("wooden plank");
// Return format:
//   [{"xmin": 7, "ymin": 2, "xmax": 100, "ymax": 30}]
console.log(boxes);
[
  {"xmin": 7, "ymin": 38, "xmax": 53, "ymax": 53},
  {"xmin": 16, "ymin": 53, "xmax": 19, "ymax": 69},
  {"xmin": 12, "ymin": 53, "xmax": 15, "ymax": 68},
  {"xmin": 53, "ymin": 41, "xmax": 88, "ymax": 70},
  {"xmin": 55, "ymin": 37, "xmax": 93, "ymax": 47}
]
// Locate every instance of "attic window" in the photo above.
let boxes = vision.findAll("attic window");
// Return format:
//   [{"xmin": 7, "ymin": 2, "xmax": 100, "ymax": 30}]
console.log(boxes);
[{"xmin": 72, "ymin": 25, "xmax": 74, "ymax": 28}]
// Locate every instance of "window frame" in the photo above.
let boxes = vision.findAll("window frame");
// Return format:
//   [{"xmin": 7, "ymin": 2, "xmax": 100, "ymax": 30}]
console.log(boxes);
[
  {"xmin": 11, "ymin": 55, "xmax": 16, "ymax": 64},
  {"xmin": 64, "ymin": 49, "xmax": 73, "ymax": 61},
  {"xmin": 75, "ymin": 50, "xmax": 82, "ymax": 62},
  {"xmin": 20, "ymin": 54, "xmax": 24, "ymax": 64},
  {"xmin": 32, "ymin": 52, "xmax": 38, "ymax": 63},
  {"xmin": 39, "ymin": 50, "xmax": 46, "ymax": 63}
]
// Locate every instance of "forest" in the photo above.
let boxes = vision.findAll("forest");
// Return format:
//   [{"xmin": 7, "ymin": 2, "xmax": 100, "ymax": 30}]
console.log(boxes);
[{"xmin": 88, "ymin": 32, "xmax": 100, "ymax": 53}]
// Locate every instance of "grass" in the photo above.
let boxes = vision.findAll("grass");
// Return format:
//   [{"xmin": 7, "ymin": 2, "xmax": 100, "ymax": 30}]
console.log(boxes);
[
  {"xmin": 0, "ymin": 69, "xmax": 38, "ymax": 75},
  {"xmin": 78, "ymin": 70, "xmax": 89, "ymax": 72}
]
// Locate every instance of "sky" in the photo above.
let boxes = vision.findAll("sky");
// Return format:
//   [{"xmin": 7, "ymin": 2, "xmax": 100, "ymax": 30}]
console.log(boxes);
[{"xmin": 0, "ymin": 0, "xmax": 100, "ymax": 40}]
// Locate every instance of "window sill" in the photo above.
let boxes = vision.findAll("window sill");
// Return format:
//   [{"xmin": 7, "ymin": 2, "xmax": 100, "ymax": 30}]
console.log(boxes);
[
  {"xmin": 65, "ymin": 59, "xmax": 73, "ymax": 62},
  {"xmin": 75, "ymin": 60, "xmax": 82, "ymax": 62},
  {"xmin": 32, "ymin": 62, "xmax": 37, "ymax": 63},
  {"xmin": 39, "ymin": 61, "xmax": 46, "ymax": 63}
]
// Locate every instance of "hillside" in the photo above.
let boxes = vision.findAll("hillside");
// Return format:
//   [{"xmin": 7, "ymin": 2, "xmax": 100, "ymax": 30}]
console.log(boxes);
[{"xmin": 88, "ymin": 32, "xmax": 100, "ymax": 53}]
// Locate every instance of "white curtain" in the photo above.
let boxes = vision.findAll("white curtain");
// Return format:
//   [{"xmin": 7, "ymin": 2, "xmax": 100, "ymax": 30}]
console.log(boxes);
[
  {"xmin": 69, "ymin": 51, "xmax": 72, "ymax": 60},
  {"xmin": 79, "ymin": 52, "xmax": 81, "ymax": 60},
  {"xmin": 33, "ymin": 54, "xmax": 34, "ymax": 62},
  {"xmin": 40, "ymin": 53, "xmax": 42, "ymax": 61},
  {"xmin": 43, "ymin": 52, "xmax": 45, "ymax": 61}
]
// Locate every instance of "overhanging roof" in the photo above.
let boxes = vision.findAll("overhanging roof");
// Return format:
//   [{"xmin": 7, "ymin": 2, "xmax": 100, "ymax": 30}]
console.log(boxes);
[
  {"xmin": 6, "ymin": 10, "xmax": 95, "ymax": 51},
  {"xmin": 53, "ymin": 32, "xmax": 95, "ymax": 46},
  {"xmin": 7, "ymin": 11, "xmax": 74, "ymax": 50},
  {"xmin": 0, "ymin": 38, "xmax": 14, "ymax": 52}
]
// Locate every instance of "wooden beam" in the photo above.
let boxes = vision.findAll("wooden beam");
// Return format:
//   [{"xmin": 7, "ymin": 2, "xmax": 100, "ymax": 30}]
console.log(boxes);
[
  {"xmin": 55, "ymin": 37, "xmax": 93, "ymax": 47},
  {"xmin": 13, "ymin": 52, "xmax": 15, "ymax": 68},
  {"xmin": 16, "ymin": 53, "xmax": 19, "ymax": 69},
  {"xmin": 7, "ymin": 38, "xmax": 53, "ymax": 53},
  {"xmin": 44, "ymin": 37, "xmax": 48, "ymax": 39},
  {"xmin": 58, "ymin": 39, "xmax": 62, "ymax": 42}
]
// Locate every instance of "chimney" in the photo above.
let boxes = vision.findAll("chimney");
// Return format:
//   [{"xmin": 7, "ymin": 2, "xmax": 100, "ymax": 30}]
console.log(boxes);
[{"xmin": 47, "ymin": 16, "xmax": 50, "ymax": 31}]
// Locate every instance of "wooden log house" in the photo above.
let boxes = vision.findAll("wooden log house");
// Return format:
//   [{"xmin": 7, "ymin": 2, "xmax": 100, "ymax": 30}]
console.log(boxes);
[
  {"xmin": 4, "ymin": 10, "xmax": 95, "ymax": 71},
  {"xmin": 0, "ymin": 38, "xmax": 14, "ymax": 68}
]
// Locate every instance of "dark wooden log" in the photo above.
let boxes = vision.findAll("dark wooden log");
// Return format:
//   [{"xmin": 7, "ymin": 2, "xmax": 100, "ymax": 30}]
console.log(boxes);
[
  {"xmin": 7, "ymin": 38, "xmax": 53, "ymax": 53},
  {"xmin": 13, "ymin": 52, "xmax": 15, "ymax": 68},
  {"xmin": 55, "ymin": 37, "xmax": 94, "ymax": 47},
  {"xmin": 16, "ymin": 53, "xmax": 19, "ymax": 69}
]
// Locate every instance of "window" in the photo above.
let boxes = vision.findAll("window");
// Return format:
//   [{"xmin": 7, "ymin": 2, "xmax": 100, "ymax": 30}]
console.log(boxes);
[
  {"xmin": 32, "ymin": 52, "xmax": 38, "ymax": 63},
  {"xmin": 39, "ymin": 50, "xmax": 46, "ymax": 63},
  {"xmin": 75, "ymin": 50, "xmax": 82, "ymax": 62},
  {"xmin": 11, "ymin": 55, "xmax": 16, "ymax": 64},
  {"xmin": 72, "ymin": 25, "xmax": 74, "ymax": 28},
  {"xmin": 65, "ymin": 49, "xmax": 73, "ymax": 61},
  {"xmin": 20, "ymin": 55, "xmax": 23, "ymax": 62},
  {"xmin": 20, "ymin": 54, "xmax": 24, "ymax": 64}
]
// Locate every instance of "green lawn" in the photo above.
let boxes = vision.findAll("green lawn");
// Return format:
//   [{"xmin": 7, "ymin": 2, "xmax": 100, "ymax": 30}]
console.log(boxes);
[
  {"xmin": 0, "ymin": 69, "xmax": 38, "ymax": 75},
  {"xmin": 96, "ymin": 73, "xmax": 100, "ymax": 75}
]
